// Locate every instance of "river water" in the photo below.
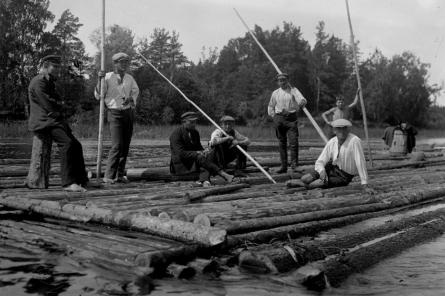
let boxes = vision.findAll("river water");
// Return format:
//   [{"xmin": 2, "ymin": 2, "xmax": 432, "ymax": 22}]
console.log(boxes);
[{"xmin": 2, "ymin": 229, "xmax": 445, "ymax": 295}]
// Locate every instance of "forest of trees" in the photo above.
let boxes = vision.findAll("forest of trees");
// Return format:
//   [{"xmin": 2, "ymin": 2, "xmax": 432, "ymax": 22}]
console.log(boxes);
[{"xmin": 1, "ymin": 0, "xmax": 443, "ymax": 128}]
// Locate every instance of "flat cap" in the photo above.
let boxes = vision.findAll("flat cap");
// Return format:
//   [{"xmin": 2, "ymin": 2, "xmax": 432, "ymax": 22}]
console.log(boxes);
[
  {"xmin": 220, "ymin": 115, "xmax": 235, "ymax": 122},
  {"xmin": 41, "ymin": 55, "xmax": 61, "ymax": 64},
  {"xmin": 112, "ymin": 52, "xmax": 130, "ymax": 62},
  {"xmin": 276, "ymin": 73, "xmax": 289, "ymax": 80},
  {"xmin": 331, "ymin": 119, "xmax": 352, "ymax": 128},
  {"xmin": 181, "ymin": 111, "xmax": 198, "ymax": 121}
]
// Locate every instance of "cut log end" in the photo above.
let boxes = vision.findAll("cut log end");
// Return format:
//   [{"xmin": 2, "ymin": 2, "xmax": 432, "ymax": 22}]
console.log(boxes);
[{"xmin": 193, "ymin": 214, "xmax": 211, "ymax": 227}]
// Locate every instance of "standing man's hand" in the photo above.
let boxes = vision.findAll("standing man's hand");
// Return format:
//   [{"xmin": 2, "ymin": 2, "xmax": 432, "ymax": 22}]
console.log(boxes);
[{"xmin": 98, "ymin": 70, "xmax": 105, "ymax": 78}]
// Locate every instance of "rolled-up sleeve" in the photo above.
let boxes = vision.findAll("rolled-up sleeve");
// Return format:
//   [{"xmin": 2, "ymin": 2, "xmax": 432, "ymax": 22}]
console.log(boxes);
[
  {"xmin": 353, "ymin": 139, "xmax": 369, "ymax": 185},
  {"xmin": 315, "ymin": 144, "xmax": 331, "ymax": 174},
  {"xmin": 130, "ymin": 77, "xmax": 139, "ymax": 106},
  {"xmin": 291, "ymin": 87, "xmax": 307, "ymax": 107},
  {"xmin": 268, "ymin": 91, "xmax": 277, "ymax": 117}
]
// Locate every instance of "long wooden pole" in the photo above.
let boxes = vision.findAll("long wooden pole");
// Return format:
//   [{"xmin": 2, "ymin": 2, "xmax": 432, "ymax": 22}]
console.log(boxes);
[
  {"xmin": 96, "ymin": 0, "xmax": 106, "ymax": 181},
  {"xmin": 345, "ymin": 0, "xmax": 373, "ymax": 166},
  {"xmin": 137, "ymin": 53, "xmax": 276, "ymax": 184},
  {"xmin": 233, "ymin": 8, "xmax": 328, "ymax": 144}
]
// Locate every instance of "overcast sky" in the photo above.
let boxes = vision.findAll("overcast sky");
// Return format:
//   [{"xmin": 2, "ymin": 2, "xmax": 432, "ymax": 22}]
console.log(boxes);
[{"xmin": 48, "ymin": 0, "xmax": 445, "ymax": 105}]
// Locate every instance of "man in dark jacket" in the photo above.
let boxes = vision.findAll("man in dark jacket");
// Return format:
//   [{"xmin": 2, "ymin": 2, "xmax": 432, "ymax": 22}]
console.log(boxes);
[
  {"xmin": 169, "ymin": 112, "xmax": 234, "ymax": 186},
  {"xmin": 28, "ymin": 55, "xmax": 88, "ymax": 192}
]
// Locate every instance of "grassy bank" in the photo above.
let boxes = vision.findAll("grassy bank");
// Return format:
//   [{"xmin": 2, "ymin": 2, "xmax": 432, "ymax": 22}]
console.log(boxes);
[{"xmin": 1, "ymin": 120, "xmax": 443, "ymax": 141}]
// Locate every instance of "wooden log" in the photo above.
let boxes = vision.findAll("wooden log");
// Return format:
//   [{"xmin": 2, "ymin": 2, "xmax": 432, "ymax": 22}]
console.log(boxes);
[
  {"xmin": 226, "ymin": 186, "xmax": 445, "ymax": 247},
  {"xmin": 186, "ymin": 183, "xmax": 250, "ymax": 202},
  {"xmin": 301, "ymin": 217, "xmax": 445, "ymax": 289},
  {"xmin": 224, "ymin": 202, "xmax": 389, "ymax": 234},
  {"xmin": 0, "ymin": 195, "xmax": 227, "ymax": 246},
  {"xmin": 238, "ymin": 205, "xmax": 445, "ymax": 273},
  {"xmin": 187, "ymin": 258, "xmax": 220, "ymax": 275},
  {"xmin": 26, "ymin": 133, "xmax": 52, "ymax": 189},
  {"xmin": 167, "ymin": 263, "xmax": 196, "ymax": 279}
]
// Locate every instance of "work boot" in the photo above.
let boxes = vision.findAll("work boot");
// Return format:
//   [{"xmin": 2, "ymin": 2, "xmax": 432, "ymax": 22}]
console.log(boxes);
[
  {"xmin": 63, "ymin": 183, "xmax": 87, "ymax": 192},
  {"xmin": 275, "ymin": 167, "xmax": 288, "ymax": 174},
  {"xmin": 291, "ymin": 163, "xmax": 304, "ymax": 173},
  {"xmin": 117, "ymin": 176, "xmax": 130, "ymax": 184},
  {"xmin": 234, "ymin": 169, "xmax": 247, "ymax": 177}
]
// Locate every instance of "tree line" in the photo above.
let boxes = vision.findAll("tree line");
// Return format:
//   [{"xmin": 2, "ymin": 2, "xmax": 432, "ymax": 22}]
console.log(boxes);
[{"xmin": 1, "ymin": 0, "xmax": 442, "ymax": 128}]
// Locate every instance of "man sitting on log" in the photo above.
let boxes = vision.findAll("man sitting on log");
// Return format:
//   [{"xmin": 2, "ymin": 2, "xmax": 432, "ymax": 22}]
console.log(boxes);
[
  {"xmin": 209, "ymin": 115, "xmax": 251, "ymax": 177},
  {"xmin": 169, "ymin": 111, "xmax": 234, "ymax": 187},
  {"xmin": 28, "ymin": 55, "xmax": 89, "ymax": 192},
  {"xmin": 287, "ymin": 119, "xmax": 374, "ymax": 193}
]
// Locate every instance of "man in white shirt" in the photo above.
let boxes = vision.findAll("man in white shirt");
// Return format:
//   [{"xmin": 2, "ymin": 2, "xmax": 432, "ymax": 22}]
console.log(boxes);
[
  {"xmin": 287, "ymin": 119, "xmax": 374, "ymax": 193},
  {"xmin": 95, "ymin": 52, "xmax": 139, "ymax": 184},
  {"xmin": 209, "ymin": 115, "xmax": 251, "ymax": 177},
  {"xmin": 268, "ymin": 73, "xmax": 307, "ymax": 174}
]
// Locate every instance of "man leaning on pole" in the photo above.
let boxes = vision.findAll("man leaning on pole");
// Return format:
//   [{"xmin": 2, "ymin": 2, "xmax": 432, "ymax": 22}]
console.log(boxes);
[
  {"xmin": 268, "ymin": 72, "xmax": 307, "ymax": 174},
  {"xmin": 94, "ymin": 52, "xmax": 139, "ymax": 184}
]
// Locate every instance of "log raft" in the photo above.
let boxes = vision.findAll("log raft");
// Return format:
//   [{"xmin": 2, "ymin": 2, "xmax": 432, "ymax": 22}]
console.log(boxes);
[{"xmin": 1, "ymin": 139, "xmax": 445, "ymax": 289}]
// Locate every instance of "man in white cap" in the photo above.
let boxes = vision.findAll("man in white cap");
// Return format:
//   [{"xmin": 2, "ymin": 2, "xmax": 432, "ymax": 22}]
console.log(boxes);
[
  {"xmin": 287, "ymin": 119, "xmax": 373, "ymax": 193},
  {"xmin": 268, "ymin": 73, "xmax": 307, "ymax": 173},
  {"xmin": 209, "ymin": 115, "xmax": 251, "ymax": 177},
  {"xmin": 95, "ymin": 52, "xmax": 139, "ymax": 184}
]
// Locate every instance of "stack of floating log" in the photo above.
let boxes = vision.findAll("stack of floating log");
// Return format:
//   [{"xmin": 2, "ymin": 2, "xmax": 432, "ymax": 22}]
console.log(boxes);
[{"xmin": 1, "ymin": 139, "xmax": 445, "ymax": 290}]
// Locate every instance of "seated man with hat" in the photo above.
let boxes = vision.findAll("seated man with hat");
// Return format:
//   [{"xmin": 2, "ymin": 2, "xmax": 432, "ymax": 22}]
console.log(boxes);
[
  {"xmin": 287, "ymin": 119, "xmax": 374, "ymax": 193},
  {"xmin": 169, "ymin": 111, "xmax": 234, "ymax": 186},
  {"xmin": 28, "ymin": 55, "xmax": 89, "ymax": 192},
  {"xmin": 209, "ymin": 115, "xmax": 251, "ymax": 177}
]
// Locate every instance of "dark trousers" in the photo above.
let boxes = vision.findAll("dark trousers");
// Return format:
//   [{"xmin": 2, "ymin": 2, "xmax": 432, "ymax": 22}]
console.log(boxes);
[
  {"xmin": 196, "ymin": 151, "xmax": 221, "ymax": 182},
  {"xmin": 310, "ymin": 161, "xmax": 354, "ymax": 188},
  {"xmin": 212, "ymin": 144, "xmax": 247, "ymax": 170},
  {"xmin": 106, "ymin": 108, "xmax": 134, "ymax": 179},
  {"xmin": 36, "ymin": 125, "xmax": 88, "ymax": 187},
  {"xmin": 273, "ymin": 113, "xmax": 299, "ymax": 168}
]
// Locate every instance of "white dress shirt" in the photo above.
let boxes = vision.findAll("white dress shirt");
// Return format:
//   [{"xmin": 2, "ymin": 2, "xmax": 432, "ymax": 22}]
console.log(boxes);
[
  {"xmin": 209, "ymin": 129, "xmax": 251, "ymax": 147},
  {"xmin": 94, "ymin": 72, "xmax": 139, "ymax": 110},
  {"xmin": 315, "ymin": 133, "xmax": 369, "ymax": 185},
  {"xmin": 268, "ymin": 87, "xmax": 307, "ymax": 117}
]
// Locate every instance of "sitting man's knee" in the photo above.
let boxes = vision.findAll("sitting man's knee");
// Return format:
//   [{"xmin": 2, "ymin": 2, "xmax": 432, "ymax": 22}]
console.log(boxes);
[{"xmin": 301, "ymin": 173, "xmax": 315, "ymax": 184}]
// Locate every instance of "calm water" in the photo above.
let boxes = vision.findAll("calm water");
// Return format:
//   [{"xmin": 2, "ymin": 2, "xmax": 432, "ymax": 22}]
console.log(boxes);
[{"xmin": 2, "ymin": 233, "xmax": 445, "ymax": 295}]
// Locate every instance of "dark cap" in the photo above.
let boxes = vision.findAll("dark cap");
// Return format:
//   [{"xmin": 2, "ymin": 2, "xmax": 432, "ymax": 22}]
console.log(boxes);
[
  {"xmin": 181, "ymin": 111, "xmax": 199, "ymax": 121},
  {"xmin": 112, "ymin": 52, "xmax": 130, "ymax": 62},
  {"xmin": 276, "ymin": 73, "xmax": 289, "ymax": 80},
  {"xmin": 40, "ymin": 55, "xmax": 61, "ymax": 65},
  {"xmin": 220, "ymin": 115, "xmax": 235, "ymax": 122}
]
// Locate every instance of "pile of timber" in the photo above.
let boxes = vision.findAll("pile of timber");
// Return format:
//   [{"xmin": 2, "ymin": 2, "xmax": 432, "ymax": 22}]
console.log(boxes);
[{"xmin": 2, "ymin": 138, "xmax": 445, "ymax": 290}]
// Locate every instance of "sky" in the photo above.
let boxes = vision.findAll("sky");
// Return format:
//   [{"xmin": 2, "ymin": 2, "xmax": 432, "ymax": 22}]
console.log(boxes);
[{"xmin": 47, "ymin": 0, "xmax": 445, "ymax": 105}]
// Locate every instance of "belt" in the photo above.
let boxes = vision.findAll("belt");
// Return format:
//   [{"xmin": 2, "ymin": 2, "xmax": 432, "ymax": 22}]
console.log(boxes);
[{"xmin": 275, "ymin": 111, "xmax": 297, "ymax": 116}]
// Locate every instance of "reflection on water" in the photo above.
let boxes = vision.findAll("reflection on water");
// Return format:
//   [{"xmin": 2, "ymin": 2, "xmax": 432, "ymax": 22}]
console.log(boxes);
[
  {"xmin": 3, "ymin": 231, "xmax": 445, "ymax": 295},
  {"xmin": 328, "ymin": 235, "xmax": 445, "ymax": 296}
]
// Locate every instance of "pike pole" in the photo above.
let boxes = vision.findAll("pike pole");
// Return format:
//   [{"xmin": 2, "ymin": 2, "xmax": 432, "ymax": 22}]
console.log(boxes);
[
  {"xmin": 233, "ymin": 8, "xmax": 328, "ymax": 144},
  {"xmin": 345, "ymin": 0, "xmax": 373, "ymax": 166},
  {"xmin": 137, "ymin": 53, "xmax": 276, "ymax": 184},
  {"xmin": 96, "ymin": 0, "xmax": 106, "ymax": 181}
]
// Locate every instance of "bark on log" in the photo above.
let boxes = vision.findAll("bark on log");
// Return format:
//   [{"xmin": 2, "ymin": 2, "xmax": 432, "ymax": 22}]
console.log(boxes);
[
  {"xmin": 26, "ymin": 134, "xmax": 52, "ymax": 189},
  {"xmin": 0, "ymin": 195, "xmax": 227, "ymax": 246},
  {"xmin": 238, "ymin": 205, "xmax": 445, "ymax": 273},
  {"xmin": 226, "ymin": 186, "xmax": 445, "ymax": 247},
  {"xmin": 302, "ymin": 217, "xmax": 445, "ymax": 289}
]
